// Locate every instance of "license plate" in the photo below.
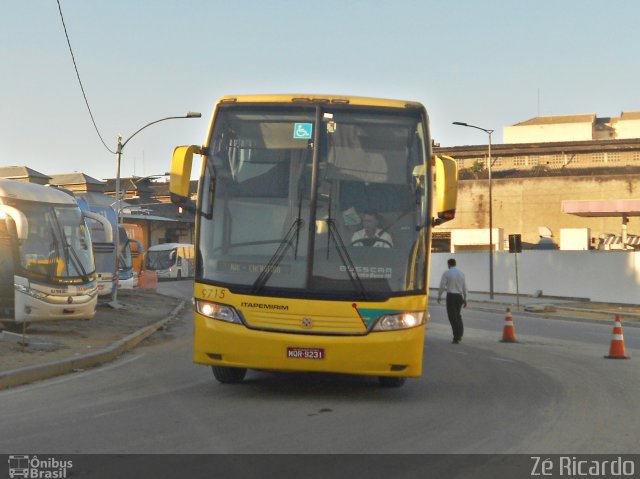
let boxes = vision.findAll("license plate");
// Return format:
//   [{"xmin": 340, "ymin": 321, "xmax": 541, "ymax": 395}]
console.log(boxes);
[{"xmin": 287, "ymin": 347, "xmax": 325, "ymax": 360}]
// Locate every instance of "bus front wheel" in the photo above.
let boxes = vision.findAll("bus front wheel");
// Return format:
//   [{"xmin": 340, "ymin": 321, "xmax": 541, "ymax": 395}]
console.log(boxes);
[
  {"xmin": 378, "ymin": 376, "xmax": 406, "ymax": 388},
  {"xmin": 212, "ymin": 366, "xmax": 247, "ymax": 384}
]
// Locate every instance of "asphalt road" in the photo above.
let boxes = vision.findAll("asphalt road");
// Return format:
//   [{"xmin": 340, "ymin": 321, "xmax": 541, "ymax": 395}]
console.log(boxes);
[{"xmin": 0, "ymin": 281, "xmax": 638, "ymax": 454}]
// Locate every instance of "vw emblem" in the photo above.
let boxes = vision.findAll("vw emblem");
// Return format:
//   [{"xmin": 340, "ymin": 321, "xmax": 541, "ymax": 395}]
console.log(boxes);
[{"xmin": 301, "ymin": 317, "xmax": 313, "ymax": 328}]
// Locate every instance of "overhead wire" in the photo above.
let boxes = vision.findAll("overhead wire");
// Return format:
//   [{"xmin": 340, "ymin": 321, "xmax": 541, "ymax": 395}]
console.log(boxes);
[{"xmin": 55, "ymin": 0, "xmax": 115, "ymax": 154}]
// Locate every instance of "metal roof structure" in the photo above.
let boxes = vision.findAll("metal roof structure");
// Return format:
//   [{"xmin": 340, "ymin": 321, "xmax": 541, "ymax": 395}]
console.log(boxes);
[
  {"xmin": 561, "ymin": 199, "xmax": 640, "ymax": 217},
  {"xmin": 0, "ymin": 166, "xmax": 51, "ymax": 184},
  {"xmin": 562, "ymin": 199, "xmax": 640, "ymax": 249}
]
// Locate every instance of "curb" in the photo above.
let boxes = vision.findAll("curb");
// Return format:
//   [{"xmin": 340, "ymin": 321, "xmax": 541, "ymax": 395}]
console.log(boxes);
[
  {"xmin": 429, "ymin": 298, "xmax": 640, "ymax": 328},
  {"xmin": 463, "ymin": 304, "xmax": 640, "ymax": 328},
  {"xmin": 0, "ymin": 299, "xmax": 187, "ymax": 390}
]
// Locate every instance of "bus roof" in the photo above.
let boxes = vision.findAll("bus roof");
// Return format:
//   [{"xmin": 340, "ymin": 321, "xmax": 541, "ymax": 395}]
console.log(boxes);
[
  {"xmin": 147, "ymin": 242, "xmax": 193, "ymax": 251},
  {"xmin": 0, "ymin": 179, "xmax": 78, "ymax": 206},
  {"xmin": 215, "ymin": 94, "xmax": 424, "ymax": 110}
]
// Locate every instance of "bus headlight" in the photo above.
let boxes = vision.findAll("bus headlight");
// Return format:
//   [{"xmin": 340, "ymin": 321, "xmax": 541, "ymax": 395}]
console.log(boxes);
[
  {"xmin": 196, "ymin": 300, "xmax": 243, "ymax": 324},
  {"xmin": 372, "ymin": 312, "xmax": 425, "ymax": 331},
  {"xmin": 14, "ymin": 284, "xmax": 49, "ymax": 300}
]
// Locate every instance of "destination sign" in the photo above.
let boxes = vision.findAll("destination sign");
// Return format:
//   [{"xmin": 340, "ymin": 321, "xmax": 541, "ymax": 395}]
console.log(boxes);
[{"xmin": 217, "ymin": 261, "xmax": 291, "ymax": 275}]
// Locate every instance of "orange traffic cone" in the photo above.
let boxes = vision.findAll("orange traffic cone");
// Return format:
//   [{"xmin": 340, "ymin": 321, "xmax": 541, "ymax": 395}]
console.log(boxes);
[
  {"xmin": 500, "ymin": 308, "xmax": 518, "ymax": 343},
  {"xmin": 605, "ymin": 315, "xmax": 630, "ymax": 359}
]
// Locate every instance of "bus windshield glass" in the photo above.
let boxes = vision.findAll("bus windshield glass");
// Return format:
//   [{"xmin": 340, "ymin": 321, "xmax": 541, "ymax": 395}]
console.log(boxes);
[
  {"xmin": 199, "ymin": 104, "xmax": 428, "ymax": 300},
  {"xmin": 20, "ymin": 203, "xmax": 94, "ymax": 281},
  {"xmin": 118, "ymin": 227, "xmax": 133, "ymax": 271},
  {"xmin": 146, "ymin": 249, "xmax": 175, "ymax": 270}
]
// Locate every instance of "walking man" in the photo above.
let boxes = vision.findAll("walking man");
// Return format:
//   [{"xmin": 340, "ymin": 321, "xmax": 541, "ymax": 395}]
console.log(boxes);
[{"xmin": 437, "ymin": 258, "xmax": 468, "ymax": 344}]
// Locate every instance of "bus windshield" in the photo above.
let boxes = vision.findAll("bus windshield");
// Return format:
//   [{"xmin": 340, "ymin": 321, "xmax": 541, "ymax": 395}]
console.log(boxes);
[
  {"xmin": 146, "ymin": 249, "xmax": 175, "ymax": 270},
  {"xmin": 198, "ymin": 105, "xmax": 428, "ymax": 300},
  {"xmin": 19, "ymin": 203, "xmax": 94, "ymax": 281},
  {"xmin": 118, "ymin": 227, "xmax": 133, "ymax": 271}
]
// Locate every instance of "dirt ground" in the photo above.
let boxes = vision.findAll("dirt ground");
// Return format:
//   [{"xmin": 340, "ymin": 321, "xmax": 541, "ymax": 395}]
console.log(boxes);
[{"xmin": 0, "ymin": 289, "xmax": 183, "ymax": 372}]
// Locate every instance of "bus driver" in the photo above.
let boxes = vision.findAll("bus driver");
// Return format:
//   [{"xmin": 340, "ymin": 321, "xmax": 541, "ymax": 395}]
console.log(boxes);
[{"xmin": 351, "ymin": 211, "xmax": 393, "ymax": 248}]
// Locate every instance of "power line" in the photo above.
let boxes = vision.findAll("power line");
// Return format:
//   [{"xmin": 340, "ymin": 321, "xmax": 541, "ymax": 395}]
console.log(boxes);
[{"xmin": 56, "ymin": 0, "xmax": 115, "ymax": 154}]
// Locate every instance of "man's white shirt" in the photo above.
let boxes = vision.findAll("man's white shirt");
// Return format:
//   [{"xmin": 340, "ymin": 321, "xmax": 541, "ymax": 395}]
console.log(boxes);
[
  {"xmin": 438, "ymin": 267, "xmax": 468, "ymax": 300},
  {"xmin": 351, "ymin": 228, "xmax": 393, "ymax": 248}
]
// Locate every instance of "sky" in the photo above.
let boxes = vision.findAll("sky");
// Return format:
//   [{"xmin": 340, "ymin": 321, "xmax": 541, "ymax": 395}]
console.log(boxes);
[{"xmin": 1, "ymin": 0, "xmax": 640, "ymax": 181}]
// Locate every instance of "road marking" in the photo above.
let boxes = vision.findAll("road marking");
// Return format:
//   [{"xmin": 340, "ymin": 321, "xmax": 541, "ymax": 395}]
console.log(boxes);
[
  {"xmin": 89, "ymin": 405, "xmax": 145, "ymax": 419},
  {"xmin": 490, "ymin": 357, "xmax": 515, "ymax": 363},
  {"xmin": 0, "ymin": 353, "xmax": 145, "ymax": 397}
]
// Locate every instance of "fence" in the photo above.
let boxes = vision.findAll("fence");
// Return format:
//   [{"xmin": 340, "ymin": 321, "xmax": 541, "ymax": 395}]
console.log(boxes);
[{"xmin": 431, "ymin": 251, "xmax": 640, "ymax": 304}]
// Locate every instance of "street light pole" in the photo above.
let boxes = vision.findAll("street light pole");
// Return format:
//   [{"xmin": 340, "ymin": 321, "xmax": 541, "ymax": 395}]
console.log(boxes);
[
  {"xmin": 453, "ymin": 121, "xmax": 495, "ymax": 299},
  {"xmin": 110, "ymin": 112, "xmax": 201, "ymax": 307}
]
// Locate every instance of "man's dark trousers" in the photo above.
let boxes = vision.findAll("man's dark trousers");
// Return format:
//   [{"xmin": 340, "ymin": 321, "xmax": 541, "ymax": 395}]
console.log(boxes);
[{"xmin": 446, "ymin": 293, "xmax": 464, "ymax": 341}]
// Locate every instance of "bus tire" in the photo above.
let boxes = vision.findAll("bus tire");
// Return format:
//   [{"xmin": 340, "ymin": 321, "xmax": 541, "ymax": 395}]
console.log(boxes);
[
  {"xmin": 212, "ymin": 366, "xmax": 247, "ymax": 384},
  {"xmin": 177, "ymin": 270, "xmax": 182, "ymax": 281},
  {"xmin": 378, "ymin": 376, "xmax": 406, "ymax": 388}
]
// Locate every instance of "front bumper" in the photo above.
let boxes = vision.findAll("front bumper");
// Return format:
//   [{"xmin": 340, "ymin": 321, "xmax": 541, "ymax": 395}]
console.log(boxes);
[{"xmin": 193, "ymin": 313, "xmax": 425, "ymax": 377}]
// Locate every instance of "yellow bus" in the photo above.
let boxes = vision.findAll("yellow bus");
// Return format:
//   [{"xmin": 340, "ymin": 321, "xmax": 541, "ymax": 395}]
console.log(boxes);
[{"xmin": 170, "ymin": 94, "xmax": 457, "ymax": 387}]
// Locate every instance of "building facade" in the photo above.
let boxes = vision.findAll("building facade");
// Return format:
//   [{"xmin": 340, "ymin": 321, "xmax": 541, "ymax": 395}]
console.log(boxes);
[{"xmin": 434, "ymin": 112, "xmax": 640, "ymax": 250}]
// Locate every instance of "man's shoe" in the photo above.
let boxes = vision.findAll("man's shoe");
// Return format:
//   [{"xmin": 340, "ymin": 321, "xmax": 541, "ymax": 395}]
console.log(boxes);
[{"xmin": 452, "ymin": 339, "xmax": 460, "ymax": 344}]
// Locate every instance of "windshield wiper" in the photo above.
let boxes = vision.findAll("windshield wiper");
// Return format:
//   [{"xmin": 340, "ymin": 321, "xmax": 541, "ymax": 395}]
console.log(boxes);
[
  {"xmin": 51, "ymin": 224, "xmax": 90, "ymax": 283},
  {"xmin": 251, "ymin": 216, "xmax": 305, "ymax": 294},
  {"xmin": 47, "ymin": 232, "xmax": 61, "ymax": 281},
  {"xmin": 66, "ymin": 240, "xmax": 90, "ymax": 283},
  {"xmin": 324, "ymin": 185, "xmax": 367, "ymax": 299},
  {"xmin": 325, "ymin": 218, "xmax": 368, "ymax": 299}
]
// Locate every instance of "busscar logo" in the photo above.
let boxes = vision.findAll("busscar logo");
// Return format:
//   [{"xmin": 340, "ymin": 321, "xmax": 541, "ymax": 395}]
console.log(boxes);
[{"xmin": 8, "ymin": 455, "xmax": 73, "ymax": 479}]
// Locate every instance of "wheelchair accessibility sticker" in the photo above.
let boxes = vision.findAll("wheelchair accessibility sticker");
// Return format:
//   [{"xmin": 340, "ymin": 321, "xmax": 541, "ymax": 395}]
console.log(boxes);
[{"xmin": 293, "ymin": 123, "xmax": 313, "ymax": 139}]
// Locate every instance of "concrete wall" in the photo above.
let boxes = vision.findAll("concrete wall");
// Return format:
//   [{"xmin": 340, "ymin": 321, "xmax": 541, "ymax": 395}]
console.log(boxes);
[
  {"xmin": 618, "ymin": 118, "xmax": 640, "ymax": 139},
  {"xmin": 434, "ymin": 174, "xmax": 640, "ymax": 246},
  {"xmin": 450, "ymin": 228, "xmax": 504, "ymax": 252},
  {"xmin": 504, "ymin": 122, "xmax": 593, "ymax": 143},
  {"xmin": 430, "ymin": 251, "xmax": 640, "ymax": 304},
  {"xmin": 503, "ymin": 114, "xmax": 640, "ymax": 143}
]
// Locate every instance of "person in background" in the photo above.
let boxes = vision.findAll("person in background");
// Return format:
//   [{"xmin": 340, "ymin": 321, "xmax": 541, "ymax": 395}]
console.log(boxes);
[{"xmin": 437, "ymin": 258, "xmax": 468, "ymax": 344}]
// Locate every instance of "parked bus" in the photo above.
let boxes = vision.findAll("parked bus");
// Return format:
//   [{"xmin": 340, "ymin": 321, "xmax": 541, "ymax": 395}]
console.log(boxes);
[
  {"xmin": 75, "ymin": 193, "xmax": 138, "ymax": 293},
  {"xmin": 75, "ymin": 197, "xmax": 117, "ymax": 297},
  {"xmin": 117, "ymin": 224, "xmax": 140, "ymax": 289},
  {"xmin": 0, "ymin": 179, "xmax": 107, "ymax": 324},
  {"xmin": 145, "ymin": 243, "xmax": 194, "ymax": 280},
  {"xmin": 122, "ymin": 223, "xmax": 146, "ymax": 276},
  {"xmin": 169, "ymin": 94, "xmax": 458, "ymax": 387}
]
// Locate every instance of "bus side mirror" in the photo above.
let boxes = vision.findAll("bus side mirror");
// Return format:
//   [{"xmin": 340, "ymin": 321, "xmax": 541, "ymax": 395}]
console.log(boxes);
[
  {"xmin": 432, "ymin": 154, "xmax": 458, "ymax": 226},
  {"xmin": 83, "ymin": 210, "xmax": 114, "ymax": 243},
  {"xmin": 0, "ymin": 205, "xmax": 28, "ymax": 240},
  {"xmin": 170, "ymin": 145, "xmax": 201, "ymax": 213}
]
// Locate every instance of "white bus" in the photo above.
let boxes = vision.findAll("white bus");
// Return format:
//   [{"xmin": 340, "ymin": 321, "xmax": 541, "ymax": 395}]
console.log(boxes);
[
  {"xmin": 0, "ymin": 179, "xmax": 108, "ymax": 324},
  {"xmin": 145, "ymin": 243, "xmax": 194, "ymax": 280}
]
